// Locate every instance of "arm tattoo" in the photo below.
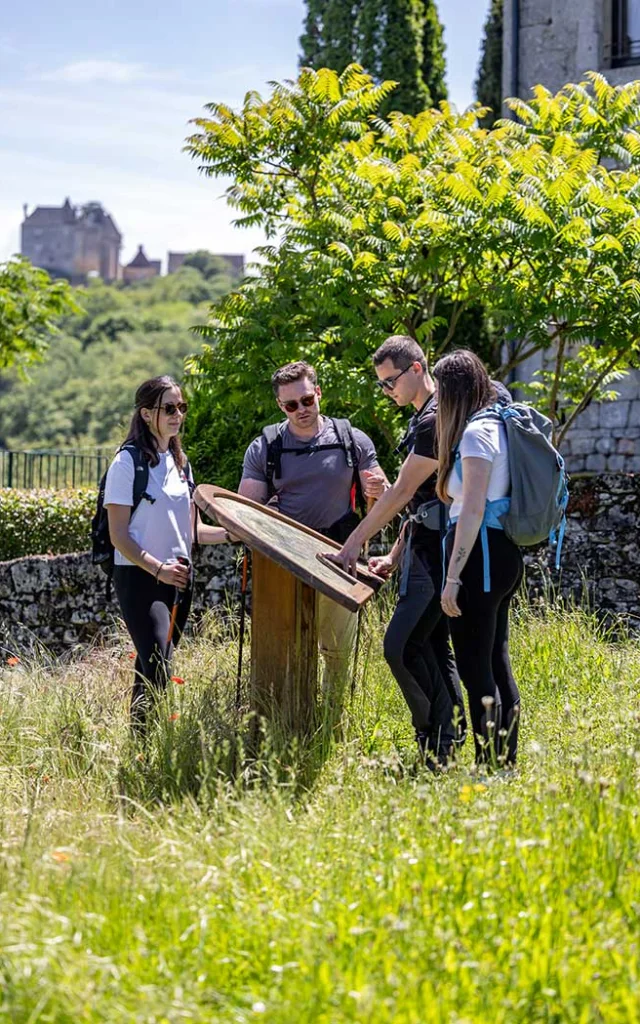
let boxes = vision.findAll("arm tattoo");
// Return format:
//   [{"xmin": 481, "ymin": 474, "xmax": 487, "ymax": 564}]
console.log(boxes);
[{"xmin": 454, "ymin": 546, "xmax": 467, "ymax": 566}]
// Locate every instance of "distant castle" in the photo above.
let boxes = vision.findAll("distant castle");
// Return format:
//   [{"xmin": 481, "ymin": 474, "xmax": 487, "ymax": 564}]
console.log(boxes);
[{"xmin": 20, "ymin": 198, "xmax": 245, "ymax": 284}]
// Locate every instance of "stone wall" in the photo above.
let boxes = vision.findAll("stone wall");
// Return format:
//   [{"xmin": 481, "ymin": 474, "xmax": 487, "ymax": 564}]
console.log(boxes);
[
  {"xmin": 526, "ymin": 473, "xmax": 640, "ymax": 624},
  {"xmin": 0, "ymin": 544, "xmax": 241, "ymax": 653},
  {"xmin": 2, "ymin": 474, "xmax": 640, "ymax": 652}
]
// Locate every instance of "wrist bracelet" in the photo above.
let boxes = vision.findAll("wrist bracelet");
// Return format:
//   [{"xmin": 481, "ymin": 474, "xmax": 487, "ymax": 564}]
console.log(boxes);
[
  {"xmin": 446, "ymin": 576, "xmax": 461, "ymax": 586},
  {"xmin": 155, "ymin": 561, "xmax": 165, "ymax": 582}
]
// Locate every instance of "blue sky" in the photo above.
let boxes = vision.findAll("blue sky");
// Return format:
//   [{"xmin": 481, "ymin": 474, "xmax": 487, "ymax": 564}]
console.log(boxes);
[{"xmin": 0, "ymin": 0, "xmax": 490, "ymax": 268}]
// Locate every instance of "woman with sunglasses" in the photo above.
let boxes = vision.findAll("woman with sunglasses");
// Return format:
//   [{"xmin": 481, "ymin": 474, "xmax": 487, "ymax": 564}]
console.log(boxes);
[{"xmin": 104, "ymin": 375, "xmax": 229, "ymax": 733}]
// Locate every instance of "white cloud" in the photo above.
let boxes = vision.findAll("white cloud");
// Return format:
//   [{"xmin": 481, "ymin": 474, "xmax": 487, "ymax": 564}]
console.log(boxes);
[{"xmin": 40, "ymin": 60, "xmax": 169, "ymax": 85}]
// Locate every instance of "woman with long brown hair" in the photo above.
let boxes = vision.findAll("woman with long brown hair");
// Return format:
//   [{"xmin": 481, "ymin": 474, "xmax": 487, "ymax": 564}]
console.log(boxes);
[
  {"xmin": 104, "ymin": 375, "xmax": 229, "ymax": 733},
  {"xmin": 434, "ymin": 350, "xmax": 523, "ymax": 766}
]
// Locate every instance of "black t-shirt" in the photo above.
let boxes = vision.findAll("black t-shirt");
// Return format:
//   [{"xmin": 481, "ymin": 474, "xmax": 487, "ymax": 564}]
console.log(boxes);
[
  {"xmin": 407, "ymin": 395, "xmax": 438, "ymax": 512},
  {"xmin": 395, "ymin": 394, "xmax": 439, "ymax": 552}
]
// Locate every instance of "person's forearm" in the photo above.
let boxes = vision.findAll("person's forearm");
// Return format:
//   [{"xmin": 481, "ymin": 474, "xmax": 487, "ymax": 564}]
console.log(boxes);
[
  {"xmin": 350, "ymin": 483, "xmax": 413, "ymax": 549},
  {"xmin": 197, "ymin": 524, "xmax": 231, "ymax": 545},
  {"xmin": 447, "ymin": 506, "xmax": 484, "ymax": 581},
  {"xmin": 113, "ymin": 533, "xmax": 163, "ymax": 577}
]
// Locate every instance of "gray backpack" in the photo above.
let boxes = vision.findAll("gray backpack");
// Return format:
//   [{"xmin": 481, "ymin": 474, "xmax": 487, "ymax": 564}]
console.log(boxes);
[{"xmin": 467, "ymin": 402, "xmax": 569, "ymax": 559}]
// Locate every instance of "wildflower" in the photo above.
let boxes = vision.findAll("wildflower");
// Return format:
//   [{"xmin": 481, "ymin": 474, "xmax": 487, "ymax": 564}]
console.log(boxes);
[
  {"xmin": 171, "ymin": 676, "xmax": 185, "ymax": 685},
  {"xmin": 128, "ymin": 652, "xmax": 136, "ymax": 660},
  {"xmin": 41, "ymin": 774, "xmax": 51, "ymax": 783},
  {"xmin": 51, "ymin": 849, "xmax": 71, "ymax": 863},
  {"xmin": 481, "ymin": 695, "xmax": 495, "ymax": 709},
  {"xmin": 169, "ymin": 712, "xmax": 180, "ymax": 722},
  {"xmin": 6, "ymin": 656, "xmax": 20, "ymax": 667}
]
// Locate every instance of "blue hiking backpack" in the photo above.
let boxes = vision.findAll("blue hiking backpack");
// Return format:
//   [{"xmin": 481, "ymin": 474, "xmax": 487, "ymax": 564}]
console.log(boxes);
[{"xmin": 451, "ymin": 403, "xmax": 569, "ymax": 591}]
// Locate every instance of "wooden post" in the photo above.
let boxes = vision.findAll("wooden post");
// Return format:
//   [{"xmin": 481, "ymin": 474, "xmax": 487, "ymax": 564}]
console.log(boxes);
[{"xmin": 250, "ymin": 549, "xmax": 318, "ymax": 734}]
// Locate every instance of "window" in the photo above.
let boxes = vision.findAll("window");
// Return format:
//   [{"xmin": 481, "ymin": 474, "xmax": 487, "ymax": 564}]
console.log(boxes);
[{"xmin": 612, "ymin": 0, "xmax": 640, "ymax": 65}]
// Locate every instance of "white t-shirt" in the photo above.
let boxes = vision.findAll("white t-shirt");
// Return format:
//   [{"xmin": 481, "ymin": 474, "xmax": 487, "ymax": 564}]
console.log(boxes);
[
  {"xmin": 104, "ymin": 449, "xmax": 193, "ymax": 566},
  {"xmin": 447, "ymin": 417, "xmax": 510, "ymax": 519}
]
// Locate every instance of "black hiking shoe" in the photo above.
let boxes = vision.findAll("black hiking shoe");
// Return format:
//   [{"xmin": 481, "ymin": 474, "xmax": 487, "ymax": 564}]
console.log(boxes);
[{"xmin": 416, "ymin": 731, "xmax": 452, "ymax": 774}]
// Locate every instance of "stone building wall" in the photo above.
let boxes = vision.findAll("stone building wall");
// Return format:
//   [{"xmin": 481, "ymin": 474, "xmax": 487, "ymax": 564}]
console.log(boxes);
[
  {"xmin": 502, "ymin": 0, "xmax": 640, "ymax": 103},
  {"xmin": 2, "ymin": 474, "xmax": 640, "ymax": 652},
  {"xmin": 502, "ymin": 1, "xmax": 640, "ymax": 472},
  {"xmin": 562, "ymin": 371, "xmax": 640, "ymax": 474}
]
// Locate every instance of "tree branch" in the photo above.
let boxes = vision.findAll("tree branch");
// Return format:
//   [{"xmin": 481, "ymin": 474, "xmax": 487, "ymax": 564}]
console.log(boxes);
[{"xmin": 557, "ymin": 349, "xmax": 632, "ymax": 444}]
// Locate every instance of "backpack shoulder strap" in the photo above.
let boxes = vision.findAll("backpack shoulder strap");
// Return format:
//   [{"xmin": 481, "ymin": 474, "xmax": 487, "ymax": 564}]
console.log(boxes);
[
  {"xmin": 120, "ymin": 443, "xmax": 149, "ymax": 512},
  {"xmin": 262, "ymin": 421, "xmax": 287, "ymax": 495},
  {"xmin": 330, "ymin": 417, "xmax": 365, "ymax": 514},
  {"xmin": 182, "ymin": 456, "xmax": 196, "ymax": 496},
  {"xmin": 330, "ymin": 418, "xmax": 356, "ymax": 469}
]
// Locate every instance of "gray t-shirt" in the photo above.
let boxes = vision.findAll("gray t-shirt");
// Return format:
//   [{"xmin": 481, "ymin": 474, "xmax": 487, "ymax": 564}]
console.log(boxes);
[{"xmin": 241, "ymin": 417, "xmax": 379, "ymax": 530}]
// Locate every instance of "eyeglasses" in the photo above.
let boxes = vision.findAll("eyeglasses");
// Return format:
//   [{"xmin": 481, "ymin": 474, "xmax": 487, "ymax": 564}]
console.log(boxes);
[
  {"xmin": 376, "ymin": 364, "xmax": 412, "ymax": 392},
  {"xmin": 160, "ymin": 402, "xmax": 188, "ymax": 416},
  {"xmin": 279, "ymin": 394, "xmax": 317, "ymax": 413}
]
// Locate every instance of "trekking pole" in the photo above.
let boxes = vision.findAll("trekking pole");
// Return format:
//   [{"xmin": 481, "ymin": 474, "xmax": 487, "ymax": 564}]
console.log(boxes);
[
  {"xmin": 165, "ymin": 556, "xmax": 191, "ymax": 660},
  {"xmin": 236, "ymin": 547, "xmax": 250, "ymax": 711}
]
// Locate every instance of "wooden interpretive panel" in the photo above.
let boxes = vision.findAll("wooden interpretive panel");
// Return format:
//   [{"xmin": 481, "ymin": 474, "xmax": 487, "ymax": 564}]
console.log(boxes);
[{"xmin": 194, "ymin": 486, "xmax": 379, "ymax": 731}]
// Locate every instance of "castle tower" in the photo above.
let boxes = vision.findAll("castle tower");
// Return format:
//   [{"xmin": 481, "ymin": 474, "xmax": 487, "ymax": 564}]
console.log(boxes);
[{"xmin": 20, "ymin": 198, "xmax": 122, "ymax": 283}]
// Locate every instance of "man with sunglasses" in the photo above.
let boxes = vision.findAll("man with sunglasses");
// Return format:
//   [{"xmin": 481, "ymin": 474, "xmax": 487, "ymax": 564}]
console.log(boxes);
[{"xmin": 239, "ymin": 360, "xmax": 387, "ymax": 694}]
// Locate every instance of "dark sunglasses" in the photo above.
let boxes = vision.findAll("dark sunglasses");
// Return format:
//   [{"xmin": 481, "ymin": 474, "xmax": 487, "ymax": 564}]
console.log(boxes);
[
  {"xmin": 160, "ymin": 402, "xmax": 188, "ymax": 416},
  {"xmin": 376, "ymin": 364, "xmax": 412, "ymax": 392},
  {"xmin": 280, "ymin": 394, "xmax": 316, "ymax": 413}
]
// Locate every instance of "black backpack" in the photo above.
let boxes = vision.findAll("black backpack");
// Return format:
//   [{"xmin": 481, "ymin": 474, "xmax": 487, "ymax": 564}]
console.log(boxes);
[
  {"xmin": 92, "ymin": 444, "xmax": 197, "ymax": 595},
  {"xmin": 262, "ymin": 417, "xmax": 364, "ymax": 514},
  {"xmin": 91, "ymin": 444, "xmax": 153, "ymax": 597}
]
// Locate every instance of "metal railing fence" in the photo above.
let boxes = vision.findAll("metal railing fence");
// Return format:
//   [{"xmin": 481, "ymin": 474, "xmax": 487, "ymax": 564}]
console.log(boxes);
[{"xmin": 0, "ymin": 448, "xmax": 111, "ymax": 490}]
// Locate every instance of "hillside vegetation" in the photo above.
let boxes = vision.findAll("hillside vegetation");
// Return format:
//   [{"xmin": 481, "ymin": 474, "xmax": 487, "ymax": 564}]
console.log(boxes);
[{"xmin": 0, "ymin": 255, "xmax": 239, "ymax": 451}]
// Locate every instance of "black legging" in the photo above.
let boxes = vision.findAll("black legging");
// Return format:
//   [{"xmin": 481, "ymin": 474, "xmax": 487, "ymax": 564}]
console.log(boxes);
[
  {"xmin": 445, "ymin": 527, "xmax": 523, "ymax": 765},
  {"xmin": 113, "ymin": 565, "xmax": 192, "ymax": 733},
  {"xmin": 384, "ymin": 543, "xmax": 467, "ymax": 753}
]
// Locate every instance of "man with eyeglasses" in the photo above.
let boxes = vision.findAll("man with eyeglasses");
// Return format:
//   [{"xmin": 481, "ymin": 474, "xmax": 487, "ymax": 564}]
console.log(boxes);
[
  {"xmin": 325, "ymin": 336, "xmax": 466, "ymax": 767},
  {"xmin": 239, "ymin": 360, "xmax": 388, "ymax": 695},
  {"xmin": 327, "ymin": 336, "xmax": 511, "ymax": 767}
]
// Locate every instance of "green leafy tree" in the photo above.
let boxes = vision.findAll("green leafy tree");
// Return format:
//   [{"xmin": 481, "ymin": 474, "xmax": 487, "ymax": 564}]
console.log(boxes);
[
  {"xmin": 184, "ymin": 66, "xmax": 640, "ymax": 486},
  {"xmin": 0, "ymin": 257, "xmax": 79, "ymax": 371},
  {"xmin": 182, "ymin": 250, "xmax": 240, "ymax": 282},
  {"xmin": 475, "ymin": 0, "xmax": 503, "ymax": 128},
  {"xmin": 300, "ymin": 0, "xmax": 446, "ymax": 115}
]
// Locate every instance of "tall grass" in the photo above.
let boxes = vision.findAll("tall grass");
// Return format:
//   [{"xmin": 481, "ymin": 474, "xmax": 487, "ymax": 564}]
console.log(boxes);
[{"xmin": 1, "ymin": 602, "xmax": 640, "ymax": 1021}]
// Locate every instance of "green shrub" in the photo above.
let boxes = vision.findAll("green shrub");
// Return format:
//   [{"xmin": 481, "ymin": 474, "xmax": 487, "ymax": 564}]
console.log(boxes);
[{"xmin": 0, "ymin": 488, "xmax": 95, "ymax": 560}]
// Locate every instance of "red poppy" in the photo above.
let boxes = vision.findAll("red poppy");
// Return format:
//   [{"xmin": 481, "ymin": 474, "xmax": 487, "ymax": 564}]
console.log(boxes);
[
  {"xmin": 168, "ymin": 713, "xmax": 180, "ymax": 722},
  {"xmin": 128, "ymin": 652, "xmax": 136, "ymax": 660},
  {"xmin": 6, "ymin": 656, "xmax": 20, "ymax": 667},
  {"xmin": 171, "ymin": 676, "xmax": 185, "ymax": 685}
]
